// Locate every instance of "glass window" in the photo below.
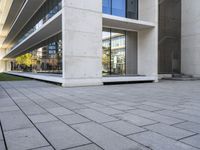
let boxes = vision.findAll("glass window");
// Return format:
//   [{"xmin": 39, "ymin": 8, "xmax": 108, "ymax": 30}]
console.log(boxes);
[
  {"xmin": 127, "ymin": 0, "xmax": 138, "ymax": 19},
  {"xmin": 112, "ymin": 0, "xmax": 126, "ymax": 17},
  {"xmin": 11, "ymin": 33, "xmax": 62, "ymax": 74},
  {"xmin": 102, "ymin": 29, "xmax": 111, "ymax": 76},
  {"xmin": 102, "ymin": 0, "xmax": 138, "ymax": 20},
  {"xmin": 111, "ymin": 29, "xmax": 126, "ymax": 75},
  {"xmin": 103, "ymin": 0, "xmax": 111, "ymax": 14},
  {"xmin": 102, "ymin": 28, "xmax": 126, "ymax": 76}
]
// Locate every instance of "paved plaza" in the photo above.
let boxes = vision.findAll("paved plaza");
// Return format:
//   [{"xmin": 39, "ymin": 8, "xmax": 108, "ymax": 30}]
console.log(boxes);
[{"xmin": 1, "ymin": 80, "xmax": 200, "ymax": 150}]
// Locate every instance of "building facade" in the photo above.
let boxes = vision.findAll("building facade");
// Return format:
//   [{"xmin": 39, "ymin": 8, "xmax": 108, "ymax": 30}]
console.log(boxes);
[
  {"xmin": 2, "ymin": 0, "xmax": 199, "ymax": 86},
  {"xmin": 0, "ymin": 0, "xmax": 158, "ymax": 86}
]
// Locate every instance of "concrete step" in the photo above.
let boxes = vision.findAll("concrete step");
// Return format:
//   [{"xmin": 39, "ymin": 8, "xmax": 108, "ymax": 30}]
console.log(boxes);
[{"xmin": 163, "ymin": 74, "xmax": 200, "ymax": 81}]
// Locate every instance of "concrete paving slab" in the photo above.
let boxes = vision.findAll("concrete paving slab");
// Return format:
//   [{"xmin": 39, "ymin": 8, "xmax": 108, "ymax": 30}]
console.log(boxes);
[
  {"xmin": 141, "ymin": 102, "xmax": 180, "ymax": 111},
  {"xmin": 29, "ymin": 113, "xmax": 58, "ymax": 123},
  {"xmin": 157, "ymin": 110, "xmax": 200, "ymax": 124},
  {"xmin": 58, "ymin": 101, "xmax": 88, "ymax": 110},
  {"xmin": 145, "ymin": 123, "xmax": 195, "ymax": 140},
  {"xmin": 47, "ymin": 107, "xmax": 74, "ymax": 116},
  {"xmin": 92, "ymin": 107, "xmax": 124, "ymax": 115},
  {"xmin": 0, "ymin": 106, "xmax": 19, "ymax": 113},
  {"xmin": 128, "ymin": 131, "xmax": 198, "ymax": 150},
  {"xmin": 72, "ymin": 122, "xmax": 149, "ymax": 150},
  {"xmin": 0, "ymin": 140, "xmax": 6, "ymax": 150},
  {"xmin": 115, "ymin": 113, "xmax": 157, "ymax": 126},
  {"xmin": 103, "ymin": 120, "xmax": 146, "ymax": 136},
  {"xmin": 181, "ymin": 134, "xmax": 200, "ymax": 149},
  {"xmin": 85, "ymin": 103, "xmax": 106, "ymax": 108},
  {"xmin": 174, "ymin": 122, "xmax": 200, "ymax": 133},
  {"xmin": 135, "ymin": 104, "xmax": 163, "ymax": 112},
  {"xmin": 129, "ymin": 109, "xmax": 184, "ymax": 125},
  {"xmin": 0, "ymin": 126, "xmax": 3, "ymax": 140},
  {"xmin": 110, "ymin": 104, "xmax": 136, "ymax": 111},
  {"xmin": 4, "ymin": 128, "xmax": 49, "ymax": 150},
  {"xmin": 67, "ymin": 144, "xmax": 103, "ymax": 150},
  {"xmin": 1, "ymin": 80, "xmax": 200, "ymax": 149},
  {"xmin": 85, "ymin": 103, "xmax": 123, "ymax": 115},
  {"xmin": 21, "ymin": 105, "xmax": 47, "ymax": 115},
  {"xmin": 75, "ymin": 109, "xmax": 117, "ymax": 123},
  {"xmin": 0, "ymin": 110, "xmax": 33, "ymax": 131},
  {"xmin": 36, "ymin": 121, "xmax": 90, "ymax": 150},
  {"xmin": 36, "ymin": 101, "xmax": 61, "ymax": 109},
  {"xmin": 17, "ymin": 101, "xmax": 35, "ymax": 107},
  {"xmin": 58, "ymin": 114, "xmax": 90, "ymax": 125},
  {"xmin": 178, "ymin": 109, "xmax": 200, "ymax": 117},
  {"xmin": 0, "ymin": 99, "xmax": 15, "ymax": 107},
  {"xmin": 32, "ymin": 146, "xmax": 54, "ymax": 150}
]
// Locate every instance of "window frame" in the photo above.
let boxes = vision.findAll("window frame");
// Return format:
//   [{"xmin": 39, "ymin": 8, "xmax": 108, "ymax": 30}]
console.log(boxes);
[{"xmin": 103, "ymin": 0, "xmax": 138, "ymax": 20}]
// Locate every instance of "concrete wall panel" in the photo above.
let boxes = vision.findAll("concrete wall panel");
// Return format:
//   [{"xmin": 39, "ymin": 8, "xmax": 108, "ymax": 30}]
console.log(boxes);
[
  {"xmin": 181, "ymin": 0, "xmax": 200, "ymax": 77},
  {"xmin": 138, "ymin": 28, "xmax": 158, "ymax": 77},
  {"xmin": 62, "ymin": 0, "xmax": 103, "ymax": 87}
]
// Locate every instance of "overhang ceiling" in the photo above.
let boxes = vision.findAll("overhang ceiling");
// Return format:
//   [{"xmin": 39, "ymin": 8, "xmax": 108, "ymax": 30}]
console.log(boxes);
[
  {"xmin": 103, "ymin": 14, "xmax": 155, "ymax": 31},
  {"xmin": 2, "ymin": 0, "xmax": 46, "ymax": 49},
  {"xmin": 1, "ymin": 0, "xmax": 26, "ymax": 37},
  {"xmin": 0, "ymin": 0, "xmax": 14, "ymax": 48},
  {"xmin": 5, "ymin": 11, "xmax": 62, "ymax": 58}
]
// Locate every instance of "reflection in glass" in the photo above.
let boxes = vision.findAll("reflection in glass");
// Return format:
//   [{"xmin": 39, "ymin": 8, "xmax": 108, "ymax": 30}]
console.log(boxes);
[
  {"xmin": 102, "ymin": 0, "xmax": 138, "ymax": 19},
  {"xmin": 12, "ymin": 34, "xmax": 62, "ymax": 74},
  {"xmin": 111, "ymin": 30, "xmax": 125, "ymax": 75},
  {"xmin": 103, "ymin": 0, "xmax": 111, "ymax": 14},
  {"xmin": 112, "ymin": 0, "xmax": 126, "ymax": 17},
  {"xmin": 127, "ymin": 0, "xmax": 138, "ymax": 19},
  {"xmin": 102, "ymin": 30, "xmax": 111, "ymax": 76},
  {"xmin": 102, "ymin": 28, "xmax": 126, "ymax": 76}
]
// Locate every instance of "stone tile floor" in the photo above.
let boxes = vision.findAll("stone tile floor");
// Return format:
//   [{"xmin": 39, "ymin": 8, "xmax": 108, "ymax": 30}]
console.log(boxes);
[{"xmin": 0, "ymin": 80, "xmax": 200, "ymax": 150}]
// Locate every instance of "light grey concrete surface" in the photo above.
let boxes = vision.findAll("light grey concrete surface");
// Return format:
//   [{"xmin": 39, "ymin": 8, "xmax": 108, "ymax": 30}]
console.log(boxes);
[
  {"xmin": 58, "ymin": 114, "xmax": 90, "ymax": 125},
  {"xmin": 174, "ymin": 122, "xmax": 200, "ymax": 133},
  {"xmin": 4, "ymin": 128, "xmax": 49, "ymax": 150},
  {"xmin": 29, "ymin": 113, "xmax": 58, "ymax": 124},
  {"xmin": 72, "ymin": 122, "xmax": 149, "ymax": 150},
  {"xmin": 180, "ymin": 134, "xmax": 200, "ymax": 149},
  {"xmin": 144, "ymin": 123, "xmax": 195, "ymax": 140},
  {"xmin": 128, "ymin": 131, "xmax": 198, "ymax": 150},
  {"xmin": 67, "ymin": 144, "xmax": 103, "ymax": 150},
  {"xmin": 103, "ymin": 120, "xmax": 146, "ymax": 136},
  {"xmin": 0, "ymin": 141, "xmax": 6, "ymax": 150},
  {"xmin": 1, "ymin": 80, "xmax": 200, "ymax": 150}
]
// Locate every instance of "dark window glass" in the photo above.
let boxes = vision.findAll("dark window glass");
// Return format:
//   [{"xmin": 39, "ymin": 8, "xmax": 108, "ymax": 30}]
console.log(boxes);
[
  {"xmin": 112, "ymin": 0, "xmax": 126, "ymax": 17},
  {"xmin": 127, "ymin": 0, "xmax": 138, "ymax": 19},
  {"xmin": 102, "ymin": 0, "xmax": 138, "ymax": 20},
  {"xmin": 103, "ymin": 0, "xmax": 111, "ymax": 14}
]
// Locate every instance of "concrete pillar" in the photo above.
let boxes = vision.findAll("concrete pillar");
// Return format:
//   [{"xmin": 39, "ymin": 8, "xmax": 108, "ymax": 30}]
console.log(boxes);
[
  {"xmin": 181, "ymin": 0, "xmax": 200, "ymax": 77},
  {"xmin": 0, "ymin": 49, "xmax": 6, "ymax": 72},
  {"xmin": 62, "ymin": 0, "xmax": 103, "ymax": 87},
  {"xmin": 137, "ymin": 0, "xmax": 158, "ymax": 79},
  {"xmin": 0, "ymin": 61, "xmax": 6, "ymax": 73},
  {"xmin": 5, "ymin": 60, "xmax": 11, "ymax": 72},
  {"xmin": 126, "ymin": 31, "xmax": 137, "ymax": 75}
]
